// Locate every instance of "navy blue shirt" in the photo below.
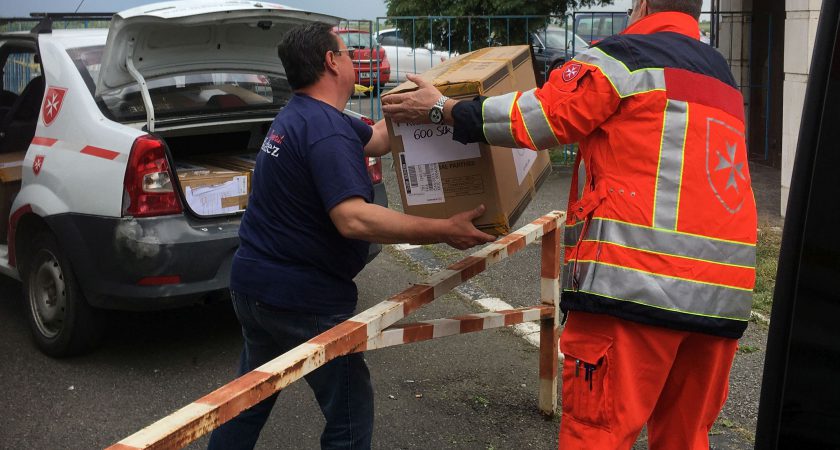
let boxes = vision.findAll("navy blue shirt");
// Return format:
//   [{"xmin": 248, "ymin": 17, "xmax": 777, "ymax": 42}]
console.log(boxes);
[{"xmin": 230, "ymin": 94, "xmax": 373, "ymax": 315}]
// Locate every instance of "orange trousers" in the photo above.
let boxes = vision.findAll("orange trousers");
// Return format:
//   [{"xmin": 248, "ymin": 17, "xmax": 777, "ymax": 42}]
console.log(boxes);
[{"xmin": 557, "ymin": 311, "xmax": 738, "ymax": 450}]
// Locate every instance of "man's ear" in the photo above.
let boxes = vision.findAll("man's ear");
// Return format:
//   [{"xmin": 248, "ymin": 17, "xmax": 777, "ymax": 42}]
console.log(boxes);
[{"xmin": 324, "ymin": 51, "xmax": 340, "ymax": 76}]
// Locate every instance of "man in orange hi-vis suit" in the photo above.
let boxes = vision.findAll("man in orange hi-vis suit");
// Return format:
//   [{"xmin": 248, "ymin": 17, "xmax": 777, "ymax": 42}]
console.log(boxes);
[{"xmin": 382, "ymin": 0, "xmax": 757, "ymax": 448}]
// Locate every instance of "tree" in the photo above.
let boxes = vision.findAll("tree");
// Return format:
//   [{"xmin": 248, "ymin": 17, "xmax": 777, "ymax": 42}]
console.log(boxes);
[{"xmin": 384, "ymin": 0, "xmax": 613, "ymax": 54}]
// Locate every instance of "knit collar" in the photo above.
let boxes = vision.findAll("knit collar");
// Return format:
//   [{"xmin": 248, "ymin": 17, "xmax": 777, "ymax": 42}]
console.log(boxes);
[{"xmin": 621, "ymin": 11, "xmax": 701, "ymax": 40}]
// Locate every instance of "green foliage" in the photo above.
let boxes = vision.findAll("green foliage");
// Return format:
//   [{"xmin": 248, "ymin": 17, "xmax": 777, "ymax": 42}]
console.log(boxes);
[
  {"xmin": 752, "ymin": 224, "xmax": 782, "ymax": 315},
  {"xmin": 384, "ymin": 0, "xmax": 613, "ymax": 54}
]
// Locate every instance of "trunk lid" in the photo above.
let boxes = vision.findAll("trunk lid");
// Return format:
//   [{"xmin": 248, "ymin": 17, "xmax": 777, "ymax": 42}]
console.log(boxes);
[{"xmin": 95, "ymin": 0, "xmax": 339, "ymax": 96}]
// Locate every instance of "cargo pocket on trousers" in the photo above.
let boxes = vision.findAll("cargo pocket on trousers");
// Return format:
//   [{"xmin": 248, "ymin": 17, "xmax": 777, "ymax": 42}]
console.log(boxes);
[{"xmin": 560, "ymin": 329, "xmax": 613, "ymax": 431}]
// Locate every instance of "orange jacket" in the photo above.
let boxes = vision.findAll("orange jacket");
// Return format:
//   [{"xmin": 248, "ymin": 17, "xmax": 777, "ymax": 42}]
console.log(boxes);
[{"xmin": 477, "ymin": 12, "xmax": 757, "ymax": 338}]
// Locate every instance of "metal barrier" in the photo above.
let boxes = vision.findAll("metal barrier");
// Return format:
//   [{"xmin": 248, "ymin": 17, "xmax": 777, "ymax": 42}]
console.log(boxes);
[{"xmin": 106, "ymin": 211, "xmax": 565, "ymax": 450}]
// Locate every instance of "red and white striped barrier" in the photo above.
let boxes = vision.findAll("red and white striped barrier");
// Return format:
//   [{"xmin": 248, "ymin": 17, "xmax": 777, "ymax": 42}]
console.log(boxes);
[
  {"xmin": 365, "ymin": 305, "xmax": 554, "ymax": 350},
  {"xmin": 106, "ymin": 211, "xmax": 565, "ymax": 450}
]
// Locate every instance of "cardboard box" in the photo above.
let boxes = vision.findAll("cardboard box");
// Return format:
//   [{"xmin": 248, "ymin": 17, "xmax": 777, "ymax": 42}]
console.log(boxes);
[
  {"xmin": 194, "ymin": 152, "xmax": 257, "ymax": 174},
  {"xmin": 0, "ymin": 152, "xmax": 24, "ymax": 242},
  {"xmin": 382, "ymin": 45, "xmax": 551, "ymax": 235},
  {"xmin": 176, "ymin": 161, "xmax": 250, "ymax": 216}
]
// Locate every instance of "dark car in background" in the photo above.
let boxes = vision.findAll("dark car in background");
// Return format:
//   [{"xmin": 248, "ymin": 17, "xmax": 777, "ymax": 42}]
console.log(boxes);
[{"xmin": 531, "ymin": 26, "xmax": 589, "ymax": 86}]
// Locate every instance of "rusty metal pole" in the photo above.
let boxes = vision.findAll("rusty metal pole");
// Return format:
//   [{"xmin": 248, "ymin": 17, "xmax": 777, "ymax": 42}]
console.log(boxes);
[{"xmin": 538, "ymin": 214, "xmax": 562, "ymax": 416}]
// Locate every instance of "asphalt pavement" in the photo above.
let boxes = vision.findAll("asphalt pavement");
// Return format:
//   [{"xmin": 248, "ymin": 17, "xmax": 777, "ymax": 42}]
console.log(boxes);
[{"xmin": 0, "ymin": 156, "xmax": 782, "ymax": 449}]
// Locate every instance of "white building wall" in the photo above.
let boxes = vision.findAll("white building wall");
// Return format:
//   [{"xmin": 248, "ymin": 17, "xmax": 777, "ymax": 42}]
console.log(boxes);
[{"xmin": 782, "ymin": 0, "xmax": 822, "ymax": 216}]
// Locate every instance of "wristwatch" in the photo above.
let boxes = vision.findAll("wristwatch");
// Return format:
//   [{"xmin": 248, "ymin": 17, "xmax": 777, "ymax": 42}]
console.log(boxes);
[{"xmin": 429, "ymin": 95, "xmax": 450, "ymax": 124}]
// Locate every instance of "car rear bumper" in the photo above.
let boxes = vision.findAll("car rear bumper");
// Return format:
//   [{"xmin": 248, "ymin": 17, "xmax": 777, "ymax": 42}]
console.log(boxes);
[{"xmin": 45, "ymin": 181, "xmax": 388, "ymax": 311}]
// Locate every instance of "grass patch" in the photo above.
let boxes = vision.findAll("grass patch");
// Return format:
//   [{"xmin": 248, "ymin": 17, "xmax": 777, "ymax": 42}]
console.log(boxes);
[
  {"xmin": 549, "ymin": 144, "xmax": 577, "ymax": 166},
  {"xmin": 752, "ymin": 224, "xmax": 783, "ymax": 316},
  {"xmin": 737, "ymin": 344, "xmax": 760, "ymax": 354}
]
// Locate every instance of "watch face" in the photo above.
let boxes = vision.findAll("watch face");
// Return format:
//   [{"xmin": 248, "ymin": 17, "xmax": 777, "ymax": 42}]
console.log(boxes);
[{"xmin": 430, "ymin": 107, "xmax": 443, "ymax": 124}]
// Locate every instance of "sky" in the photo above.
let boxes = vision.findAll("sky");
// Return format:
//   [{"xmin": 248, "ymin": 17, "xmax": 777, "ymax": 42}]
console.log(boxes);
[{"xmin": 1, "ymin": 0, "xmax": 711, "ymax": 22}]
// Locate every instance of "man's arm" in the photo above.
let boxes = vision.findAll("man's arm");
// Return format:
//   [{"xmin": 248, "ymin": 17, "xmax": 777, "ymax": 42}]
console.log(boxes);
[
  {"xmin": 363, "ymin": 119, "xmax": 391, "ymax": 157},
  {"xmin": 329, "ymin": 197, "xmax": 496, "ymax": 250},
  {"xmin": 381, "ymin": 73, "xmax": 455, "ymax": 125},
  {"xmin": 382, "ymin": 65, "xmax": 621, "ymax": 149}
]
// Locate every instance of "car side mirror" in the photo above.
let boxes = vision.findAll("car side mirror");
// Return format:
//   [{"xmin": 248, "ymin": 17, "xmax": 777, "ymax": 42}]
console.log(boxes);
[{"xmin": 532, "ymin": 44, "xmax": 545, "ymax": 54}]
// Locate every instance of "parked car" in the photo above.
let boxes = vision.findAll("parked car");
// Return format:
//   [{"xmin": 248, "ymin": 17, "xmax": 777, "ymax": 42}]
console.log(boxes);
[
  {"xmin": 336, "ymin": 28, "xmax": 391, "ymax": 95},
  {"xmin": 530, "ymin": 26, "xmax": 590, "ymax": 86},
  {"xmin": 0, "ymin": 1, "xmax": 388, "ymax": 356},
  {"xmin": 375, "ymin": 28, "xmax": 450, "ymax": 83}
]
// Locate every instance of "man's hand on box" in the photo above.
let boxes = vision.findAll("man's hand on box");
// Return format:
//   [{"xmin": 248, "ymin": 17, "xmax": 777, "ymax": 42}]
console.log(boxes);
[
  {"xmin": 443, "ymin": 204, "xmax": 497, "ymax": 250},
  {"xmin": 381, "ymin": 73, "xmax": 443, "ymax": 124}
]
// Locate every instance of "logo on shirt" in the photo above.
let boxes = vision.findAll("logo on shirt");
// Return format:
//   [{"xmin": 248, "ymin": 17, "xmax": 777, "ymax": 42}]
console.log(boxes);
[
  {"xmin": 261, "ymin": 132, "xmax": 285, "ymax": 157},
  {"xmin": 706, "ymin": 118, "xmax": 747, "ymax": 214},
  {"xmin": 269, "ymin": 132, "xmax": 285, "ymax": 145},
  {"xmin": 42, "ymin": 86, "xmax": 68, "ymax": 126},
  {"xmin": 561, "ymin": 63, "xmax": 583, "ymax": 83}
]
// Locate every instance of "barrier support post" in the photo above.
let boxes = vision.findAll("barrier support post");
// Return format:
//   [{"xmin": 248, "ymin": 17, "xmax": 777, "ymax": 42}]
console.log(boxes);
[{"xmin": 538, "ymin": 220, "xmax": 561, "ymax": 416}]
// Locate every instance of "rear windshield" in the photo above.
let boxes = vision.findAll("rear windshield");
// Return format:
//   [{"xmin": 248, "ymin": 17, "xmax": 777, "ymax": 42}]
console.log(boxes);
[
  {"xmin": 67, "ymin": 45, "xmax": 292, "ymax": 123},
  {"xmin": 339, "ymin": 32, "xmax": 375, "ymax": 49}
]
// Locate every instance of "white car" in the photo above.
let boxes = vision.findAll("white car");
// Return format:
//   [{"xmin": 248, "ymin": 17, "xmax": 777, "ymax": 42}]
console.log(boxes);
[
  {"xmin": 375, "ymin": 28, "xmax": 450, "ymax": 82},
  {"xmin": 0, "ymin": 1, "xmax": 387, "ymax": 356}
]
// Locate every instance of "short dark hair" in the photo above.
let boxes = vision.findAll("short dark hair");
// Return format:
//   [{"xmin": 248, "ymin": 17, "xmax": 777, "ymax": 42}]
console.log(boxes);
[
  {"xmin": 647, "ymin": 0, "xmax": 702, "ymax": 20},
  {"xmin": 277, "ymin": 22, "xmax": 338, "ymax": 90}
]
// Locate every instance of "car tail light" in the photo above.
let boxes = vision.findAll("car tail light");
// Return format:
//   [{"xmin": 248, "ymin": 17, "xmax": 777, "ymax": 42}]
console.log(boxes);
[
  {"xmin": 367, "ymin": 157, "xmax": 382, "ymax": 184},
  {"xmin": 359, "ymin": 115, "xmax": 383, "ymax": 184},
  {"xmin": 122, "ymin": 135, "xmax": 183, "ymax": 217}
]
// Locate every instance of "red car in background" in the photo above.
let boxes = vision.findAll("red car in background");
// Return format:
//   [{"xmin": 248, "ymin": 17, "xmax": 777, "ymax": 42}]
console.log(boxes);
[{"xmin": 336, "ymin": 28, "xmax": 391, "ymax": 95}]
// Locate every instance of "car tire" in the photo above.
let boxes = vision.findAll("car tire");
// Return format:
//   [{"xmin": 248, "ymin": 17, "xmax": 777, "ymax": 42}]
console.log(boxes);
[{"xmin": 23, "ymin": 232, "xmax": 103, "ymax": 357}]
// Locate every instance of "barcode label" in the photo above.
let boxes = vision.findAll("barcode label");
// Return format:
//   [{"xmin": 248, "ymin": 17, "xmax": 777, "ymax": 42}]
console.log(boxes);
[
  {"xmin": 408, "ymin": 165, "xmax": 419, "ymax": 188},
  {"xmin": 399, "ymin": 152, "xmax": 445, "ymax": 206}
]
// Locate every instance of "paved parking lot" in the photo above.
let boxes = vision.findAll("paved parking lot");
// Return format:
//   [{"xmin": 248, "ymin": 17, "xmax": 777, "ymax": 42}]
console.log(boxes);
[{"xmin": 0, "ymin": 160, "xmax": 781, "ymax": 449}]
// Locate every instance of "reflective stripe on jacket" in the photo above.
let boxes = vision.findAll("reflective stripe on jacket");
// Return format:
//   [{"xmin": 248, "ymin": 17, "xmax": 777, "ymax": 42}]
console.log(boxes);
[{"xmin": 481, "ymin": 12, "xmax": 757, "ymax": 338}]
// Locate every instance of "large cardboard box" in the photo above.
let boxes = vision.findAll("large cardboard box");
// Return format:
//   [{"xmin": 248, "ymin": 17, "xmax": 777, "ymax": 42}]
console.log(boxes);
[
  {"xmin": 0, "ymin": 152, "xmax": 24, "ymax": 242},
  {"xmin": 382, "ymin": 45, "xmax": 551, "ymax": 235},
  {"xmin": 176, "ymin": 161, "xmax": 250, "ymax": 216},
  {"xmin": 194, "ymin": 152, "xmax": 257, "ymax": 174}
]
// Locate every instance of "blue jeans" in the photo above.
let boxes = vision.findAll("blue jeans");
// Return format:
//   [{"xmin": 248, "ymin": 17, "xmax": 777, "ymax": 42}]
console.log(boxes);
[{"xmin": 207, "ymin": 291, "xmax": 374, "ymax": 450}]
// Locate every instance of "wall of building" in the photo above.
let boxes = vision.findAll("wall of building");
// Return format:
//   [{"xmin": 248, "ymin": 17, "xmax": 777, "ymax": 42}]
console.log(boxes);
[{"xmin": 783, "ymin": 0, "xmax": 822, "ymax": 216}]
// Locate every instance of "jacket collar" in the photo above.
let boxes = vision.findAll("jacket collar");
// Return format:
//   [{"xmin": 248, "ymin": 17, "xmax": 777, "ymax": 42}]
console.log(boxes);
[{"xmin": 621, "ymin": 11, "xmax": 700, "ymax": 40}]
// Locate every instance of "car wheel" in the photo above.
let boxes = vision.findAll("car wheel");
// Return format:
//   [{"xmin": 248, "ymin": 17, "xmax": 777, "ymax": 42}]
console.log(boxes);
[{"xmin": 23, "ymin": 232, "xmax": 103, "ymax": 357}]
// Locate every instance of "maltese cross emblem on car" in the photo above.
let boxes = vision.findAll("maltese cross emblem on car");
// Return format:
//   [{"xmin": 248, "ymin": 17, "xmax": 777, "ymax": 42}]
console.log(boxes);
[
  {"xmin": 42, "ymin": 86, "xmax": 68, "ymax": 126},
  {"xmin": 562, "ymin": 63, "xmax": 582, "ymax": 82},
  {"xmin": 33, "ymin": 155, "xmax": 45, "ymax": 176}
]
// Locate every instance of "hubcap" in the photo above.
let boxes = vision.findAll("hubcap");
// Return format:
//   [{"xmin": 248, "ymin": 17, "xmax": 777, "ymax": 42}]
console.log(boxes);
[{"xmin": 28, "ymin": 250, "xmax": 67, "ymax": 339}]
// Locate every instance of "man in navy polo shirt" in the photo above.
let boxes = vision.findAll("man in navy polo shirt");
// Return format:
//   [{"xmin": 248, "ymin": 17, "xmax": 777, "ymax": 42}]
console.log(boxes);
[{"xmin": 207, "ymin": 22, "xmax": 495, "ymax": 450}]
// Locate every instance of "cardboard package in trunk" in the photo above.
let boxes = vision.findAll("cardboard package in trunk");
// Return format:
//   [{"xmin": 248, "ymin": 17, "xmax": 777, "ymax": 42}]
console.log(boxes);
[
  {"xmin": 194, "ymin": 152, "xmax": 257, "ymax": 174},
  {"xmin": 176, "ymin": 161, "xmax": 250, "ymax": 216},
  {"xmin": 381, "ymin": 45, "xmax": 551, "ymax": 236},
  {"xmin": 0, "ymin": 151, "xmax": 25, "ymax": 242}
]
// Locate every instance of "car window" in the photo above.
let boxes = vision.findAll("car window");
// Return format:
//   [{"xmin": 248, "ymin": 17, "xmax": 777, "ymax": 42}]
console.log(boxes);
[
  {"xmin": 379, "ymin": 36, "xmax": 407, "ymax": 47},
  {"xmin": 2, "ymin": 51, "xmax": 41, "ymax": 95},
  {"xmin": 66, "ymin": 45, "xmax": 292, "ymax": 123},
  {"xmin": 339, "ymin": 32, "xmax": 374, "ymax": 49}
]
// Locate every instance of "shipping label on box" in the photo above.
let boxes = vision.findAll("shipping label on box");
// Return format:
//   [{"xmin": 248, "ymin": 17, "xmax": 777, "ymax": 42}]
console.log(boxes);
[
  {"xmin": 184, "ymin": 175, "xmax": 248, "ymax": 215},
  {"xmin": 177, "ymin": 161, "xmax": 250, "ymax": 215},
  {"xmin": 392, "ymin": 122, "xmax": 480, "ymax": 166},
  {"xmin": 398, "ymin": 153, "xmax": 445, "ymax": 206}
]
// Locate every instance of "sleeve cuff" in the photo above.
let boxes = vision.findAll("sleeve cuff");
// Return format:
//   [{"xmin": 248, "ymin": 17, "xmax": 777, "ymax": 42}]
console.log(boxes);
[{"xmin": 452, "ymin": 96, "xmax": 488, "ymax": 144}]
